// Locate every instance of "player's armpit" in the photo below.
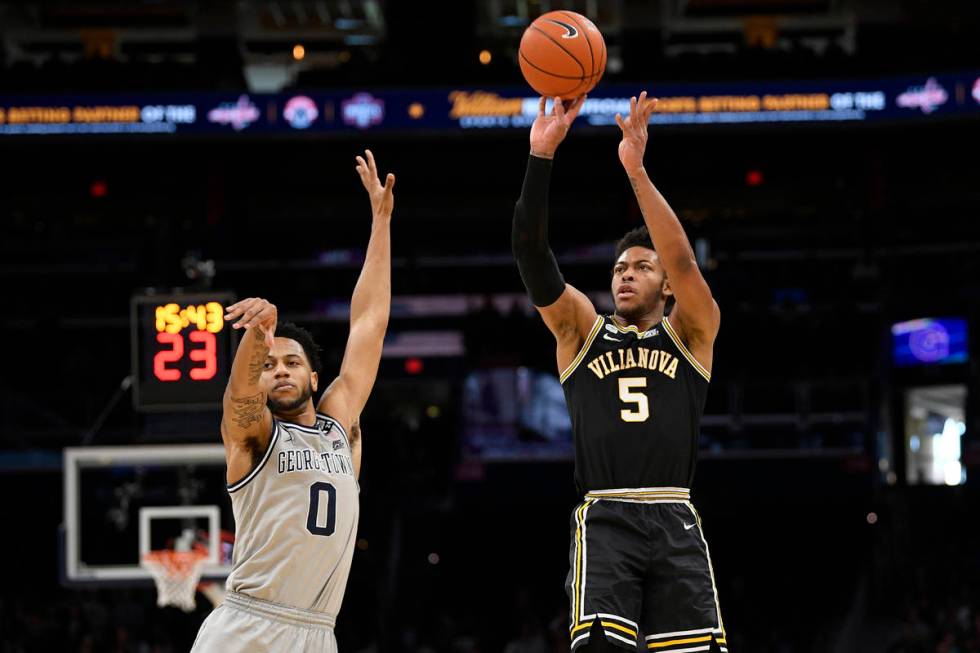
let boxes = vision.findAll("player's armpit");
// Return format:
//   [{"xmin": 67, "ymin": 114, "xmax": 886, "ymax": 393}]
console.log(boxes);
[
  {"xmin": 536, "ymin": 283, "xmax": 599, "ymax": 374},
  {"xmin": 220, "ymin": 410, "xmax": 274, "ymax": 463},
  {"xmin": 663, "ymin": 250, "xmax": 719, "ymax": 328},
  {"xmin": 666, "ymin": 276, "xmax": 720, "ymax": 376},
  {"xmin": 220, "ymin": 404, "xmax": 273, "ymax": 485},
  {"xmin": 350, "ymin": 420, "xmax": 362, "ymax": 480}
]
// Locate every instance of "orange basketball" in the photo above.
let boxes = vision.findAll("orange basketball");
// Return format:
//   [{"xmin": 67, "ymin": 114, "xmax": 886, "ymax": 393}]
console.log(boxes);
[{"xmin": 519, "ymin": 10, "xmax": 606, "ymax": 100}]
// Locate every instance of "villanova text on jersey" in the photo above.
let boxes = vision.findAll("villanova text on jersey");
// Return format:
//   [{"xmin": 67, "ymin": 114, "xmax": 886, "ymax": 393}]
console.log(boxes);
[
  {"xmin": 560, "ymin": 315, "xmax": 710, "ymax": 492},
  {"xmin": 584, "ymin": 345, "xmax": 680, "ymax": 380}
]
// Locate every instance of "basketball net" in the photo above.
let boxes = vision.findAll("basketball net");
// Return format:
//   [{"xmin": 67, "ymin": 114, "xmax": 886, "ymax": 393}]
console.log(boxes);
[{"xmin": 142, "ymin": 548, "xmax": 209, "ymax": 612}]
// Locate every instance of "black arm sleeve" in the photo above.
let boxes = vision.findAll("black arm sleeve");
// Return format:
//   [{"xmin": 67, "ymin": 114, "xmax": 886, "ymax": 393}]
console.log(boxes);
[{"xmin": 512, "ymin": 154, "xmax": 566, "ymax": 307}]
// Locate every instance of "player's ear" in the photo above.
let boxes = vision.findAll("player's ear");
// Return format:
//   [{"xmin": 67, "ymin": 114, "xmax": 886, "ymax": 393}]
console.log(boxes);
[
  {"xmin": 662, "ymin": 277, "xmax": 674, "ymax": 299},
  {"xmin": 311, "ymin": 371, "xmax": 319, "ymax": 393}
]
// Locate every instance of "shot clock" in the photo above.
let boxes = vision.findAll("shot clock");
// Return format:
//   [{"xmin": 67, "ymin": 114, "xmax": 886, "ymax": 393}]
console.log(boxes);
[{"xmin": 131, "ymin": 292, "xmax": 237, "ymax": 411}]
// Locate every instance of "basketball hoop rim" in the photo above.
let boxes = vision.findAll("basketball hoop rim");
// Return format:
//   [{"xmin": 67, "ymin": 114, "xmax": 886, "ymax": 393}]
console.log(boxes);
[{"xmin": 142, "ymin": 548, "xmax": 210, "ymax": 571}]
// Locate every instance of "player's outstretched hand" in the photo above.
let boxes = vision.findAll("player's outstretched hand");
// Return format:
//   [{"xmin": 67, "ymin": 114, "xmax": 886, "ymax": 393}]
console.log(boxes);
[
  {"xmin": 615, "ymin": 91, "xmax": 658, "ymax": 176},
  {"xmin": 529, "ymin": 95, "xmax": 587, "ymax": 159},
  {"xmin": 225, "ymin": 298, "xmax": 277, "ymax": 350},
  {"xmin": 355, "ymin": 149, "xmax": 395, "ymax": 220}
]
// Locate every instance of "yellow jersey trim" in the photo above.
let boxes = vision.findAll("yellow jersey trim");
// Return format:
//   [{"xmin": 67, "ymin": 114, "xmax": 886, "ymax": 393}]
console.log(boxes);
[
  {"xmin": 647, "ymin": 635, "xmax": 713, "ymax": 649},
  {"xmin": 586, "ymin": 491, "xmax": 690, "ymax": 502},
  {"xmin": 570, "ymin": 621, "xmax": 637, "ymax": 638},
  {"xmin": 662, "ymin": 316, "xmax": 711, "ymax": 382},
  {"xmin": 570, "ymin": 499, "xmax": 595, "ymax": 626},
  {"xmin": 559, "ymin": 315, "xmax": 603, "ymax": 384},
  {"xmin": 601, "ymin": 621, "xmax": 637, "ymax": 637},
  {"xmin": 607, "ymin": 315, "xmax": 646, "ymax": 335},
  {"xmin": 586, "ymin": 486, "xmax": 691, "ymax": 502}
]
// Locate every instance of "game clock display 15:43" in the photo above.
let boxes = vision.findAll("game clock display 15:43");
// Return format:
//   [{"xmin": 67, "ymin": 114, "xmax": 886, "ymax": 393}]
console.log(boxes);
[{"xmin": 131, "ymin": 292, "xmax": 237, "ymax": 411}]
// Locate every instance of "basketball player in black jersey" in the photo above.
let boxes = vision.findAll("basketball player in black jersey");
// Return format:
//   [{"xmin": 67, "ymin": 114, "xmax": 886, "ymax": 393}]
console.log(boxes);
[{"xmin": 512, "ymin": 93, "xmax": 728, "ymax": 653}]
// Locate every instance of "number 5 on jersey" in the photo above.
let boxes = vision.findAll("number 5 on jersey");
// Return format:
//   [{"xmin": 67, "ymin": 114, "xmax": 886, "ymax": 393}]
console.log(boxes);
[{"xmin": 619, "ymin": 377, "xmax": 649, "ymax": 422}]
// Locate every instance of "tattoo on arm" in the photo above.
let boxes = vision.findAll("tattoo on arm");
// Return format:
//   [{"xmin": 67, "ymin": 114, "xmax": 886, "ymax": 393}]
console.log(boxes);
[
  {"xmin": 628, "ymin": 176, "xmax": 649, "ymax": 219},
  {"xmin": 230, "ymin": 392, "xmax": 265, "ymax": 430},
  {"xmin": 246, "ymin": 340, "xmax": 269, "ymax": 385}
]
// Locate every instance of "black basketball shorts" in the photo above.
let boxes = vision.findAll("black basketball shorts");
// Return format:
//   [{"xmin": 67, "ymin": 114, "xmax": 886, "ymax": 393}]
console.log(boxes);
[{"xmin": 565, "ymin": 487, "xmax": 728, "ymax": 652}]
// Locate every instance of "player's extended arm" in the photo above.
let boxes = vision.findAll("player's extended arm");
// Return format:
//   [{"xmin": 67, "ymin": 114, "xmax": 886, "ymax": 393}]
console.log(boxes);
[
  {"xmin": 616, "ymin": 92, "xmax": 720, "ymax": 369},
  {"xmin": 512, "ymin": 96, "xmax": 598, "ymax": 372},
  {"xmin": 318, "ymin": 150, "xmax": 393, "ymax": 432},
  {"xmin": 220, "ymin": 297, "xmax": 277, "ymax": 482}
]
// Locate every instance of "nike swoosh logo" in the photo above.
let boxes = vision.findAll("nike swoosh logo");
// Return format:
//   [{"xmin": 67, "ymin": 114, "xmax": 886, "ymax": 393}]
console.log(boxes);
[
  {"xmin": 545, "ymin": 19, "xmax": 579, "ymax": 39},
  {"xmin": 684, "ymin": 523, "xmax": 696, "ymax": 530},
  {"xmin": 603, "ymin": 334, "xmax": 621, "ymax": 342}
]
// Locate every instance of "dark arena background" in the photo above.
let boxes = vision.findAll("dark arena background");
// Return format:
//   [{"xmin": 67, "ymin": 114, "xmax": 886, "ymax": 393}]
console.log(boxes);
[{"xmin": 2, "ymin": 1, "xmax": 979, "ymax": 652}]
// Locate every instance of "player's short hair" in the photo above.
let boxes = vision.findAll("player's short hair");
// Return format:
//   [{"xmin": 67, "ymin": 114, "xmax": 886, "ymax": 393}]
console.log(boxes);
[
  {"xmin": 614, "ymin": 225, "xmax": 656, "ymax": 260},
  {"xmin": 276, "ymin": 322, "xmax": 323, "ymax": 374}
]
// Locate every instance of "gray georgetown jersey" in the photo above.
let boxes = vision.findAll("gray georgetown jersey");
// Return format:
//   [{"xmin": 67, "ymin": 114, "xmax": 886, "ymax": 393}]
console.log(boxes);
[{"xmin": 225, "ymin": 412, "xmax": 359, "ymax": 616}]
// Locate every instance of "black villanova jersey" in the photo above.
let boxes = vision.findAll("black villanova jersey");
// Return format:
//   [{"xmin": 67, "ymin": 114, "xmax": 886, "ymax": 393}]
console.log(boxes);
[{"xmin": 560, "ymin": 314, "xmax": 711, "ymax": 492}]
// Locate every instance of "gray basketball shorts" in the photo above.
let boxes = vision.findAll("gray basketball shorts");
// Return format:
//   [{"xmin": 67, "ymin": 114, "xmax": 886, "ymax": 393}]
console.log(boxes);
[{"xmin": 191, "ymin": 591, "xmax": 338, "ymax": 653}]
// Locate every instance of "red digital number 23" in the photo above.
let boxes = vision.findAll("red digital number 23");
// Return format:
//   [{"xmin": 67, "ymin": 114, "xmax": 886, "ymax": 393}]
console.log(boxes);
[{"xmin": 153, "ymin": 331, "xmax": 217, "ymax": 382}]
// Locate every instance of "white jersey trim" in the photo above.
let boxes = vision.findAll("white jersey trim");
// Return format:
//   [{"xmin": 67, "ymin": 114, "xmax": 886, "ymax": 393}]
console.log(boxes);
[
  {"xmin": 227, "ymin": 421, "xmax": 281, "ymax": 493},
  {"xmin": 277, "ymin": 413, "xmax": 348, "ymax": 446}
]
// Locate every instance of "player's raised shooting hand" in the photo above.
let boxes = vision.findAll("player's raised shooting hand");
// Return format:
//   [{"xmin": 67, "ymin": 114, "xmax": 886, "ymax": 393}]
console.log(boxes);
[
  {"xmin": 529, "ymin": 95, "xmax": 586, "ymax": 159},
  {"xmin": 225, "ymin": 298, "xmax": 277, "ymax": 350},
  {"xmin": 355, "ymin": 149, "xmax": 395, "ymax": 221},
  {"xmin": 615, "ymin": 91, "xmax": 658, "ymax": 176}
]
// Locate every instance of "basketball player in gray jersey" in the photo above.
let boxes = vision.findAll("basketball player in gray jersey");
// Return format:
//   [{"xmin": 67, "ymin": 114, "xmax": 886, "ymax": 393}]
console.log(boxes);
[{"xmin": 192, "ymin": 150, "xmax": 395, "ymax": 653}]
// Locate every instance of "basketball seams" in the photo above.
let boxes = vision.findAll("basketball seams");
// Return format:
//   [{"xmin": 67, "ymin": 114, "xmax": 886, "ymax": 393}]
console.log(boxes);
[
  {"xmin": 528, "ymin": 24, "xmax": 586, "ymax": 79},
  {"xmin": 519, "ymin": 50, "xmax": 590, "ymax": 81},
  {"xmin": 519, "ymin": 51, "xmax": 589, "ymax": 98},
  {"xmin": 559, "ymin": 11, "xmax": 595, "ymax": 77}
]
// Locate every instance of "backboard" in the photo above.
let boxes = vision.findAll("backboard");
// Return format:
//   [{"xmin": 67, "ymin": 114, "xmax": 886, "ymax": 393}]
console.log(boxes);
[{"xmin": 62, "ymin": 445, "xmax": 234, "ymax": 584}]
